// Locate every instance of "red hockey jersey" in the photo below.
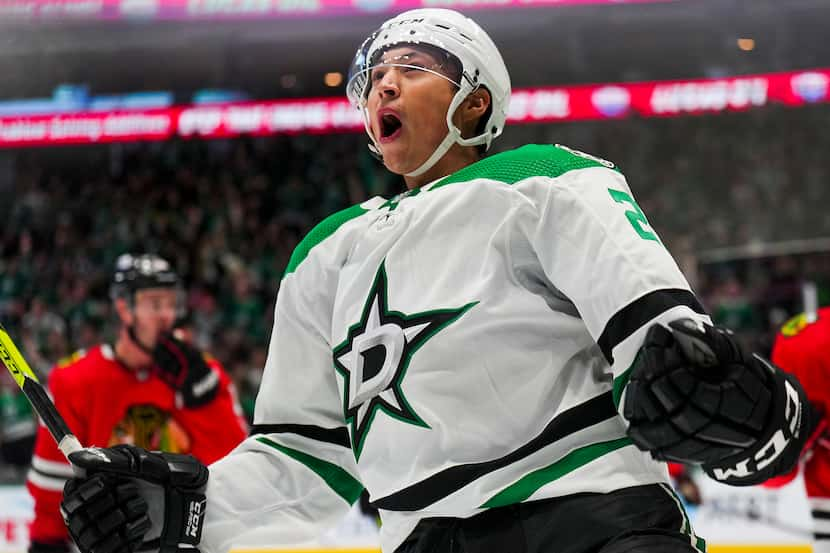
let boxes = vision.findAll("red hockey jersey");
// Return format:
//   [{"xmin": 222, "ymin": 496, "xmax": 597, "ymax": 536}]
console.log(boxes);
[
  {"xmin": 26, "ymin": 344, "xmax": 248, "ymax": 546},
  {"xmin": 771, "ymin": 307, "xmax": 830, "ymax": 542}
]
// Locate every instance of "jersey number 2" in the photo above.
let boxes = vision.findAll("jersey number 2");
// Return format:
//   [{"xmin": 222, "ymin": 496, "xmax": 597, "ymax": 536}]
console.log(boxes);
[{"xmin": 608, "ymin": 189, "xmax": 659, "ymax": 242}]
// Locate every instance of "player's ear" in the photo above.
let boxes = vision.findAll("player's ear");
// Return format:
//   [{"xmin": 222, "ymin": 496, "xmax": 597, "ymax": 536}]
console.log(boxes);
[
  {"xmin": 457, "ymin": 87, "xmax": 491, "ymax": 138},
  {"xmin": 114, "ymin": 297, "xmax": 133, "ymax": 326}
]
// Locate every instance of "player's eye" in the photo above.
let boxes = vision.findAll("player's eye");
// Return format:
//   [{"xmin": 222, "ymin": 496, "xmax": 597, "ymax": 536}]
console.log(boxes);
[{"xmin": 371, "ymin": 68, "xmax": 386, "ymax": 82}]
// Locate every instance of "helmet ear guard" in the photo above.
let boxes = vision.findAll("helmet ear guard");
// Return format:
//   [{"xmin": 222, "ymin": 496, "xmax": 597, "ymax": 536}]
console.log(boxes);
[{"xmin": 346, "ymin": 8, "xmax": 511, "ymax": 177}]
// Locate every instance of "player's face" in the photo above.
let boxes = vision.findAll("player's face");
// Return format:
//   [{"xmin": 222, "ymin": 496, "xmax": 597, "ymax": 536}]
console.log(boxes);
[
  {"xmin": 129, "ymin": 288, "xmax": 178, "ymax": 348},
  {"xmin": 366, "ymin": 46, "xmax": 458, "ymax": 176}
]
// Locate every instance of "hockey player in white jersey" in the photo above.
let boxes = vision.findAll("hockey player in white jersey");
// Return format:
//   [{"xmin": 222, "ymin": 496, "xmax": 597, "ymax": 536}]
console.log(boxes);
[{"xmin": 60, "ymin": 9, "xmax": 817, "ymax": 553}]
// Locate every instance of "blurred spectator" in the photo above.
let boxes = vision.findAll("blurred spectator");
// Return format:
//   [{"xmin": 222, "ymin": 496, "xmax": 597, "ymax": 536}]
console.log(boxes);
[
  {"xmin": 0, "ymin": 370, "xmax": 36, "ymax": 482},
  {"xmin": 21, "ymin": 296, "xmax": 68, "ymax": 375},
  {"xmin": 226, "ymin": 343, "xmax": 266, "ymax": 424},
  {"xmin": 708, "ymin": 274, "xmax": 759, "ymax": 332}
]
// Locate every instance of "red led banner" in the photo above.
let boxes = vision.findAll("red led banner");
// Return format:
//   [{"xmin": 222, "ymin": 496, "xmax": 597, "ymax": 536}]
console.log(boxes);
[{"xmin": 0, "ymin": 68, "xmax": 826, "ymax": 148}]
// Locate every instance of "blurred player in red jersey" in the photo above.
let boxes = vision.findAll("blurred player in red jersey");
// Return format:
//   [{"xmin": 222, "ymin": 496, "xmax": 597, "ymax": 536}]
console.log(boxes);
[
  {"xmin": 26, "ymin": 253, "xmax": 248, "ymax": 553},
  {"xmin": 668, "ymin": 463, "xmax": 701, "ymax": 506},
  {"xmin": 770, "ymin": 297, "xmax": 830, "ymax": 552}
]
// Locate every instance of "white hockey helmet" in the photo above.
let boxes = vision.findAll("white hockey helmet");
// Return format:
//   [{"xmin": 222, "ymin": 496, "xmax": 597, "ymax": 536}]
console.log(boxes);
[{"xmin": 346, "ymin": 8, "xmax": 511, "ymax": 177}]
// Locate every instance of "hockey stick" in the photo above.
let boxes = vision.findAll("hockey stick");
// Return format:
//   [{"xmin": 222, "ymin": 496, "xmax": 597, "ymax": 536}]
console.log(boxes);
[{"xmin": 0, "ymin": 322, "xmax": 83, "ymax": 458}]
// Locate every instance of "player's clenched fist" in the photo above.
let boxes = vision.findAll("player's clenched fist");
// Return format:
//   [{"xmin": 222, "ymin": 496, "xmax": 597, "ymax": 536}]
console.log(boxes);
[
  {"xmin": 623, "ymin": 318, "xmax": 818, "ymax": 486},
  {"xmin": 61, "ymin": 444, "xmax": 209, "ymax": 553}
]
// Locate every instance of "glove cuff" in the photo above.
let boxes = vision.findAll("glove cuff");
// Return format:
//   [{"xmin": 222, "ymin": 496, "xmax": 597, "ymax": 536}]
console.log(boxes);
[
  {"xmin": 158, "ymin": 452, "xmax": 209, "ymax": 552},
  {"xmin": 161, "ymin": 490, "xmax": 206, "ymax": 550}
]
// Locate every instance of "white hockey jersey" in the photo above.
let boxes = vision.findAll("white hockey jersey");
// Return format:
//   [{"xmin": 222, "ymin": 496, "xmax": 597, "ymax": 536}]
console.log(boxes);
[{"xmin": 202, "ymin": 144, "xmax": 709, "ymax": 553}]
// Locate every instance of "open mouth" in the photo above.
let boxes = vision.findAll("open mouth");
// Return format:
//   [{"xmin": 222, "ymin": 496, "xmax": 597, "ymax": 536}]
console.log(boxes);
[{"xmin": 378, "ymin": 112, "xmax": 403, "ymax": 142}]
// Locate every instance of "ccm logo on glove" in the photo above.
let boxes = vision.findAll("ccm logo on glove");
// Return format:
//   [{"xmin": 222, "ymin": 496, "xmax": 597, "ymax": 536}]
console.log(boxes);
[
  {"xmin": 186, "ymin": 499, "xmax": 206, "ymax": 540},
  {"xmin": 711, "ymin": 372, "xmax": 803, "ymax": 481}
]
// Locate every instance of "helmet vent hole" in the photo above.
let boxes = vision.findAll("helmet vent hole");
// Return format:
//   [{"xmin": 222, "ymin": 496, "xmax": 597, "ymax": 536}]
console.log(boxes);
[
  {"xmin": 410, "ymin": 30, "xmax": 416, "ymax": 34},
  {"xmin": 434, "ymin": 23, "xmax": 451, "ymax": 30},
  {"xmin": 459, "ymin": 32, "xmax": 472, "ymax": 41}
]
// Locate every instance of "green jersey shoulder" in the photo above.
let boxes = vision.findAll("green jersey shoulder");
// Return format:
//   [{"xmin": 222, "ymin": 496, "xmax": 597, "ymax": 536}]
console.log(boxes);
[{"xmin": 435, "ymin": 143, "xmax": 620, "ymax": 189}]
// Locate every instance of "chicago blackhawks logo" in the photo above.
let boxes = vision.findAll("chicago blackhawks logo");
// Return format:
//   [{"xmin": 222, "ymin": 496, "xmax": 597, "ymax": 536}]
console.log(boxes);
[
  {"xmin": 108, "ymin": 404, "xmax": 191, "ymax": 453},
  {"xmin": 781, "ymin": 313, "xmax": 809, "ymax": 337},
  {"xmin": 333, "ymin": 261, "xmax": 476, "ymax": 460}
]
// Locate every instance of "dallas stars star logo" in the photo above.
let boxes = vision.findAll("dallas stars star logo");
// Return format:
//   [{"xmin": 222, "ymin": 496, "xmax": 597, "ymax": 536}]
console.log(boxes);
[{"xmin": 333, "ymin": 261, "xmax": 476, "ymax": 460}]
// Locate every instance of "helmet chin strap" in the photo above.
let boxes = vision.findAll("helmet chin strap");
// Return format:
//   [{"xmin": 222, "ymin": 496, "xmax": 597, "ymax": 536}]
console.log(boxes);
[
  {"xmin": 404, "ymin": 127, "xmax": 460, "ymax": 178},
  {"xmin": 404, "ymin": 82, "xmax": 489, "ymax": 179}
]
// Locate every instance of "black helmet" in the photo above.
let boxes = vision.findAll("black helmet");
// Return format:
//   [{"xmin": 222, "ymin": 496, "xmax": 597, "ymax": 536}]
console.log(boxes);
[{"xmin": 110, "ymin": 253, "xmax": 180, "ymax": 302}]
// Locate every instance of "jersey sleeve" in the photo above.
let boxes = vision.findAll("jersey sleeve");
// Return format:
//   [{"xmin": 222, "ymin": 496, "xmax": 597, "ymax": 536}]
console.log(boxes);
[
  {"xmin": 176, "ymin": 358, "xmax": 248, "ymax": 464},
  {"xmin": 519, "ymin": 162, "xmax": 710, "ymax": 415},
  {"xmin": 201, "ymin": 218, "xmax": 364, "ymax": 553},
  {"xmin": 26, "ymin": 367, "xmax": 82, "ymax": 546}
]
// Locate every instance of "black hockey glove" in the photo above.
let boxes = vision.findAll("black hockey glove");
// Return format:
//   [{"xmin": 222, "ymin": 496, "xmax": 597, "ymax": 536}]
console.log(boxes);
[
  {"xmin": 623, "ymin": 318, "xmax": 817, "ymax": 486},
  {"xmin": 152, "ymin": 333, "xmax": 219, "ymax": 408},
  {"xmin": 61, "ymin": 444, "xmax": 209, "ymax": 553}
]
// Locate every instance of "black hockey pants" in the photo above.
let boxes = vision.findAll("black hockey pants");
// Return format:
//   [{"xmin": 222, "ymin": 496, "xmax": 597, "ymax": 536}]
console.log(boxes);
[{"xmin": 395, "ymin": 484, "xmax": 704, "ymax": 553}]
